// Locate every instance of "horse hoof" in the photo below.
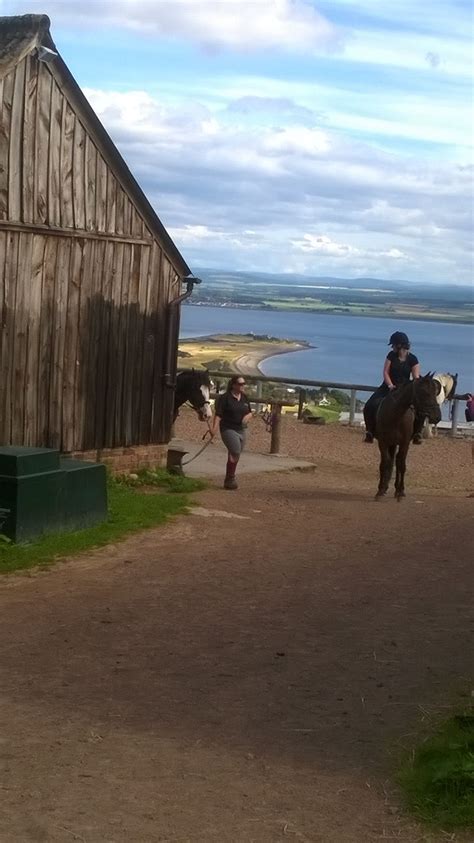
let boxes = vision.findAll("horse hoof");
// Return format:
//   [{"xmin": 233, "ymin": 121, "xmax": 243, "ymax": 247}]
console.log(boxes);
[
  {"xmin": 395, "ymin": 492, "xmax": 406, "ymax": 501},
  {"xmin": 375, "ymin": 492, "xmax": 386, "ymax": 500}
]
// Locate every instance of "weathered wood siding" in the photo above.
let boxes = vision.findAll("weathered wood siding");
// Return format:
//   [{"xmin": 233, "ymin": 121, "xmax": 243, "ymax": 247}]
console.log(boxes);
[
  {"xmin": 0, "ymin": 52, "xmax": 148, "ymax": 236},
  {"xmin": 0, "ymin": 52, "xmax": 181, "ymax": 451}
]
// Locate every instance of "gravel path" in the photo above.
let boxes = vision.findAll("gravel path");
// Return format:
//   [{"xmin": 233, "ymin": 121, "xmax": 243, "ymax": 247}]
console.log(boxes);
[
  {"xmin": 175, "ymin": 408, "xmax": 473, "ymax": 495},
  {"xmin": 0, "ymin": 417, "xmax": 472, "ymax": 842}
]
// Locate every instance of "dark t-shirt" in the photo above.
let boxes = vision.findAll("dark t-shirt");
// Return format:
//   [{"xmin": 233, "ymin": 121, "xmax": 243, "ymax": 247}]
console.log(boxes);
[
  {"xmin": 384, "ymin": 350, "xmax": 419, "ymax": 387},
  {"xmin": 215, "ymin": 391, "xmax": 251, "ymax": 431}
]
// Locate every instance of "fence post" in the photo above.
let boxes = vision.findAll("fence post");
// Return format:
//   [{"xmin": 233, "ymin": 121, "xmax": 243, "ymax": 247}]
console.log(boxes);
[
  {"xmin": 298, "ymin": 389, "xmax": 306, "ymax": 420},
  {"xmin": 451, "ymin": 399, "xmax": 459, "ymax": 437},
  {"xmin": 270, "ymin": 404, "xmax": 282, "ymax": 455},
  {"xmin": 349, "ymin": 389, "xmax": 357, "ymax": 425},
  {"xmin": 255, "ymin": 380, "xmax": 263, "ymax": 414}
]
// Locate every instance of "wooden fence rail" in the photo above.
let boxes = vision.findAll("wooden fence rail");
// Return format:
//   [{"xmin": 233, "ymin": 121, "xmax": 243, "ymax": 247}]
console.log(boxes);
[{"xmin": 180, "ymin": 368, "xmax": 468, "ymax": 441}]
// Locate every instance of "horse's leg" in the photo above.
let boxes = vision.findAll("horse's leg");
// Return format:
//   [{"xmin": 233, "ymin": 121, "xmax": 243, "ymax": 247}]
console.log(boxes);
[
  {"xmin": 395, "ymin": 442, "xmax": 409, "ymax": 500},
  {"xmin": 376, "ymin": 444, "xmax": 386, "ymax": 497},
  {"xmin": 386, "ymin": 444, "xmax": 396, "ymax": 491},
  {"xmin": 395, "ymin": 450, "xmax": 402, "ymax": 497},
  {"xmin": 395, "ymin": 413, "xmax": 414, "ymax": 499},
  {"xmin": 376, "ymin": 442, "xmax": 394, "ymax": 498}
]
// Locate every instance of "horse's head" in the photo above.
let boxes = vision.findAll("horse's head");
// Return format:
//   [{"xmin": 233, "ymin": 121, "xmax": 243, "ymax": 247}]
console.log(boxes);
[
  {"xmin": 447, "ymin": 372, "xmax": 458, "ymax": 400},
  {"xmin": 433, "ymin": 372, "xmax": 458, "ymax": 404},
  {"xmin": 414, "ymin": 373, "xmax": 442, "ymax": 424},
  {"xmin": 175, "ymin": 369, "xmax": 213, "ymax": 421}
]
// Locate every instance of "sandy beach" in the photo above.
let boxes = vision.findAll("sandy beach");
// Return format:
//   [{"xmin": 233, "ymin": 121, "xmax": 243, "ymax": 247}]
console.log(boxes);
[
  {"xmin": 234, "ymin": 342, "xmax": 309, "ymax": 376},
  {"xmin": 178, "ymin": 333, "xmax": 312, "ymax": 376}
]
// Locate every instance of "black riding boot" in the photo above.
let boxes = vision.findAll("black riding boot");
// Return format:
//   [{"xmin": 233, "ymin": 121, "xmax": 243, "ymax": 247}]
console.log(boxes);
[
  {"xmin": 363, "ymin": 396, "xmax": 378, "ymax": 443},
  {"xmin": 413, "ymin": 413, "xmax": 425, "ymax": 444}
]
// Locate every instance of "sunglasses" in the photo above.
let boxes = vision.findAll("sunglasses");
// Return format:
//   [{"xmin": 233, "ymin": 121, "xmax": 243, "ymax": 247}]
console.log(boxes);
[{"xmin": 237, "ymin": 381, "xmax": 246, "ymax": 386}]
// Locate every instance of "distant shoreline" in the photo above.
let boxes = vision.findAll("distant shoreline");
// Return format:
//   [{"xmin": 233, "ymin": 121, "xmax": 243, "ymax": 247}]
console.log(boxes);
[
  {"xmin": 183, "ymin": 301, "xmax": 473, "ymax": 326},
  {"xmin": 234, "ymin": 342, "xmax": 311, "ymax": 376},
  {"xmin": 178, "ymin": 333, "xmax": 313, "ymax": 377}
]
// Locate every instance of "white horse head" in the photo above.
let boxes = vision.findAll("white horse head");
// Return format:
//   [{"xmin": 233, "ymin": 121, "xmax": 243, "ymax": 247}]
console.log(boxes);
[{"xmin": 433, "ymin": 372, "xmax": 458, "ymax": 405}]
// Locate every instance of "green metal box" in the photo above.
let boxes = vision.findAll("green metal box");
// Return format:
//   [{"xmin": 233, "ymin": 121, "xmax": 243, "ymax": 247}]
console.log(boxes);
[
  {"xmin": 0, "ymin": 447, "xmax": 107, "ymax": 543},
  {"xmin": 59, "ymin": 458, "xmax": 107, "ymax": 531}
]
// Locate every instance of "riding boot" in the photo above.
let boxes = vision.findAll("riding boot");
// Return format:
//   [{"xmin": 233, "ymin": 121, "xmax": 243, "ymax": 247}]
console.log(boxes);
[
  {"xmin": 224, "ymin": 458, "xmax": 238, "ymax": 490},
  {"xmin": 363, "ymin": 394, "xmax": 379, "ymax": 443},
  {"xmin": 412, "ymin": 413, "xmax": 425, "ymax": 444}
]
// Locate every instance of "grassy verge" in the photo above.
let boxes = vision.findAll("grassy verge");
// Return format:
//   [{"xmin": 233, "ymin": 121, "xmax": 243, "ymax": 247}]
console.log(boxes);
[
  {"xmin": 398, "ymin": 712, "xmax": 474, "ymax": 830},
  {"xmin": 0, "ymin": 472, "xmax": 206, "ymax": 576},
  {"xmin": 302, "ymin": 402, "xmax": 342, "ymax": 423},
  {"xmin": 116, "ymin": 467, "xmax": 207, "ymax": 494}
]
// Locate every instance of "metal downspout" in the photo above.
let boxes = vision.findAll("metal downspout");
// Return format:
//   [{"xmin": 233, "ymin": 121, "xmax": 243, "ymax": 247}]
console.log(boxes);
[{"xmin": 164, "ymin": 276, "xmax": 201, "ymax": 387}]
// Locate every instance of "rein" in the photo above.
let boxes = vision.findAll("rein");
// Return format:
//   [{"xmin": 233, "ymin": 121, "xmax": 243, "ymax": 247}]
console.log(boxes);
[
  {"xmin": 179, "ymin": 401, "xmax": 214, "ymax": 467},
  {"xmin": 181, "ymin": 428, "xmax": 214, "ymax": 466}
]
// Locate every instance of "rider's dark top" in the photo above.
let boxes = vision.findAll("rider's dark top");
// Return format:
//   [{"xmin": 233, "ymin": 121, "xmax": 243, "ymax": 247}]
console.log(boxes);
[
  {"xmin": 215, "ymin": 391, "xmax": 251, "ymax": 432},
  {"xmin": 381, "ymin": 351, "xmax": 419, "ymax": 389}
]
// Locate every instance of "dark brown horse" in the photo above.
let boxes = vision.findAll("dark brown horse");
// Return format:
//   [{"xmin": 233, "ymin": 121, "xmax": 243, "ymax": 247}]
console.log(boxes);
[{"xmin": 375, "ymin": 374, "xmax": 441, "ymax": 500}]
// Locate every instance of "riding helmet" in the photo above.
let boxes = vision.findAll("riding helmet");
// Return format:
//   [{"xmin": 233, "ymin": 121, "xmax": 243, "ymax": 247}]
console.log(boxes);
[{"xmin": 388, "ymin": 331, "xmax": 410, "ymax": 348}]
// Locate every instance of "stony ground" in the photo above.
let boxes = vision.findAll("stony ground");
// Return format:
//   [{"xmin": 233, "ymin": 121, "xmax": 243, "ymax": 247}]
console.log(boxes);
[{"xmin": 0, "ymin": 418, "xmax": 473, "ymax": 842}]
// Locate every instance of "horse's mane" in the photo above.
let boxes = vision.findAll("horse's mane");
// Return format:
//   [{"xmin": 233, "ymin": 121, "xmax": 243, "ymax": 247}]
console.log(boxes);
[{"xmin": 177, "ymin": 368, "xmax": 211, "ymax": 385}]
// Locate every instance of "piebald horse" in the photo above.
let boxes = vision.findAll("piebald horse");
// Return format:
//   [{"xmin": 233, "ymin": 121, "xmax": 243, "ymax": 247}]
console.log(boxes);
[
  {"xmin": 424, "ymin": 372, "xmax": 458, "ymax": 437},
  {"xmin": 174, "ymin": 369, "xmax": 213, "ymax": 423}
]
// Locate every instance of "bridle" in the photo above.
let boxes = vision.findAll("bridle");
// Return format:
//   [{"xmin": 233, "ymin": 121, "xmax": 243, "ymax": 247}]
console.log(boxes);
[{"xmin": 185, "ymin": 397, "xmax": 212, "ymax": 419}]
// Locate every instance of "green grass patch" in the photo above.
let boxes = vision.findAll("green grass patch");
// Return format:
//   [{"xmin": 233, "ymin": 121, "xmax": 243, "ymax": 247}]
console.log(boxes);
[
  {"xmin": 0, "ymin": 472, "xmax": 205, "ymax": 575},
  {"xmin": 398, "ymin": 713, "xmax": 474, "ymax": 830},
  {"xmin": 115, "ymin": 467, "xmax": 207, "ymax": 494}
]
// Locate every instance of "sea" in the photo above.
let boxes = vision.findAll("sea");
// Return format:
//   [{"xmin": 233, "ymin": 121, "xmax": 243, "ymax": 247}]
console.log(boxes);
[{"xmin": 180, "ymin": 305, "xmax": 474, "ymax": 395}]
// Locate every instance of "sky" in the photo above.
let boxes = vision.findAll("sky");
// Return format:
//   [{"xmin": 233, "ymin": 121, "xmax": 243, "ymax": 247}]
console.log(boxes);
[{"xmin": 2, "ymin": 0, "xmax": 473, "ymax": 284}]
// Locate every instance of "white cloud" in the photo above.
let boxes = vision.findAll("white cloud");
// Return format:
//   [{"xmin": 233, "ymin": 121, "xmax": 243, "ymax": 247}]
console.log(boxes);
[
  {"xmin": 82, "ymin": 86, "xmax": 473, "ymax": 282},
  {"xmin": 319, "ymin": 0, "xmax": 472, "ymax": 41},
  {"xmin": 341, "ymin": 27, "xmax": 472, "ymax": 79},
  {"xmin": 292, "ymin": 234, "xmax": 409, "ymax": 261},
  {"xmin": 3, "ymin": 0, "xmax": 340, "ymax": 52},
  {"xmin": 293, "ymin": 234, "xmax": 359, "ymax": 256},
  {"xmin": 173, "ymin": 73, "xmax": 471, "ymax": 153},
  {"xmin": 2, "ymin": 0, "xmax": 471, "ymax": 283}
]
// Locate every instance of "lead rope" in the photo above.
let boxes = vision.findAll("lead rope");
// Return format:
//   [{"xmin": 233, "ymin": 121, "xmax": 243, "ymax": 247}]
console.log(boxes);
[{"xmin": 180, "ymin": 418, "xmax": 215, "ymax": 466}]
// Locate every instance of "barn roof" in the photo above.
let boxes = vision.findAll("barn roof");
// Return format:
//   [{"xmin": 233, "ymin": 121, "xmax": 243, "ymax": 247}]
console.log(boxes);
[{"xmin": 0, "ymin": 13, "xmax": 192, "ymax": 277}]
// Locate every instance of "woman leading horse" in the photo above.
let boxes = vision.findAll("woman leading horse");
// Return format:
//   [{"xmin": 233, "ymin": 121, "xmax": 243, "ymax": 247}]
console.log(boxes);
[{"xmin": 363, "ymin": 331, "xmax": 425, "ymax": 445}]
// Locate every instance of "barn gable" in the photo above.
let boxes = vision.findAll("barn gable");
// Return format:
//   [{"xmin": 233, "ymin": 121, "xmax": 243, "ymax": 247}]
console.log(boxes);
[{"xmin": 0, "ymin": 14, "xmax": 193, "ymax": 457}]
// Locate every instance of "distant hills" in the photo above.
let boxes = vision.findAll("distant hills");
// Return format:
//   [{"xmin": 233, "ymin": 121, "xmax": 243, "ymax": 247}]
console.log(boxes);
[{"xmin": 186, "ymin": 269, "xmax": 473, "ymax": 323}]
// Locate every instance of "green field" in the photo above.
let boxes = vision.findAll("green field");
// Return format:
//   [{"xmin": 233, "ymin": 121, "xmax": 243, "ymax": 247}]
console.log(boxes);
[
  {"xmin": 263, "ymin": 298, "xmax": 474, "ymax": 323},
  {"xmin": 188, "ymin": 270, "xmax": 474, "ymax": 325}
]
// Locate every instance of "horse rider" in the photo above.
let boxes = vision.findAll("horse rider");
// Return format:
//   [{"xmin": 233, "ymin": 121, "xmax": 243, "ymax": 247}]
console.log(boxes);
[{"xmin": 363, "ymin": 331, "xmax": 425, "ymax": 444}]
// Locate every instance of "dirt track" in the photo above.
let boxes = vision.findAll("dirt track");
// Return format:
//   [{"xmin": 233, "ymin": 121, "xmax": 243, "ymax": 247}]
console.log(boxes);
[{"xmin": 0, "ymin": 424, "xmax": 473, "ymax": 842}]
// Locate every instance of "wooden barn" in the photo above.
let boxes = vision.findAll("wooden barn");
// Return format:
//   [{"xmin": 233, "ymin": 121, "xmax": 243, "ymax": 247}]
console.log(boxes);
[{"xmin": 0, "ymin": 14, "xmax": 195, "ymax": 469}]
